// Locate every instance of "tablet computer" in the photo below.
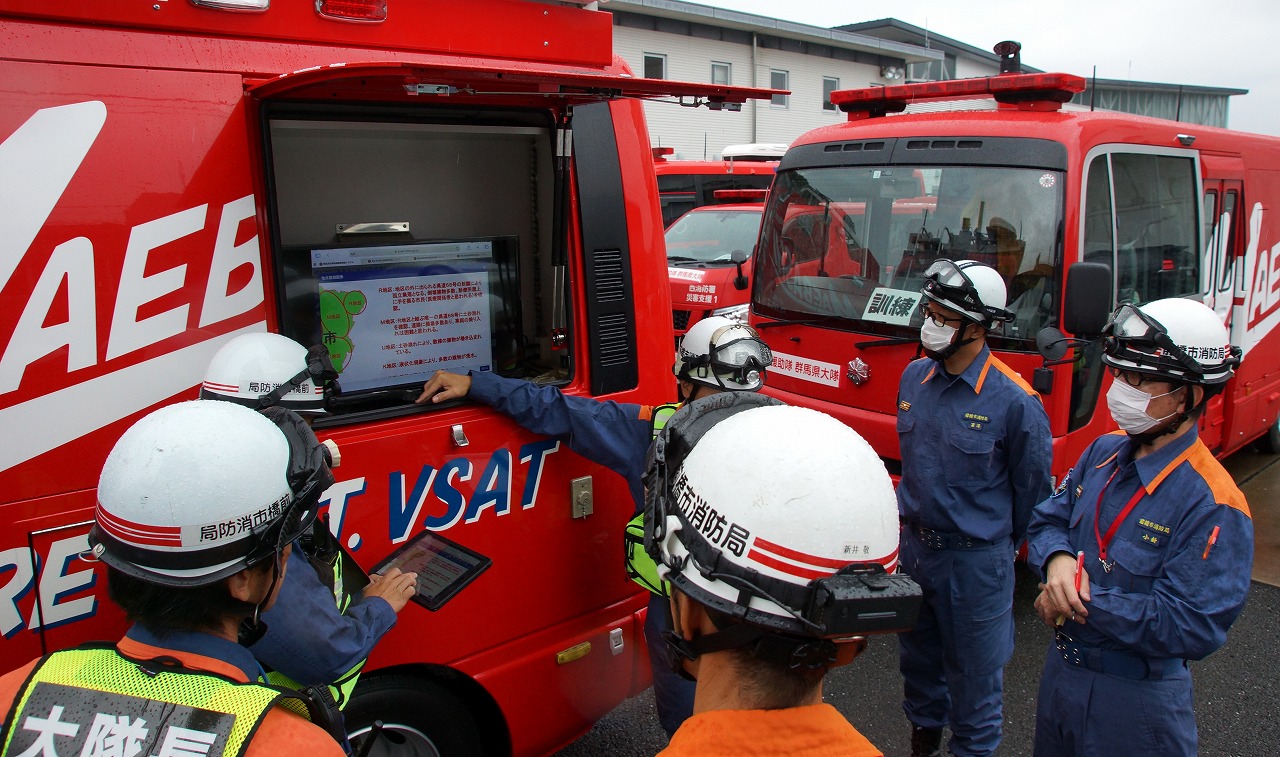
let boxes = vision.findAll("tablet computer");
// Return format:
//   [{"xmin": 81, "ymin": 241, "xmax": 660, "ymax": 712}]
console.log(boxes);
[{"xmin": 370, "ymin": 530, "xmax": 492, "ymax": 611}]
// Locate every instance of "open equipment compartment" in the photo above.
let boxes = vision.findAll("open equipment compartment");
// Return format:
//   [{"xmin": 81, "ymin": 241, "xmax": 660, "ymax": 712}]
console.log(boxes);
[{"xmin": 262, "ymin": 104, "xmax": 564, "ymax": 419}]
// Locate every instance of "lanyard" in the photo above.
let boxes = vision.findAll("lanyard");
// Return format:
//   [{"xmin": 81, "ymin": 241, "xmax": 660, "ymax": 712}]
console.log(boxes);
[{"xmin": 1092, "ymin": 467, "xmax": 1147, "ymax": 572}]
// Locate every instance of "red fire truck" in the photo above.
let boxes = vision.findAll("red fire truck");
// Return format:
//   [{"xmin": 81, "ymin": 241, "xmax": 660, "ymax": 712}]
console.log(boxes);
[
  {"xmin": 750, "ymin": 72, "xmax": 1280, "ymax": 483},
  {"xmin": 653, "ymin": 146, "xmax": 780, "ymax": 227},
  {"xmin": 666, "ymin": 190, "xmax": 767, "ymax": 338},
  {"xmin": 0, "ymin": 2, "xmax": 771, "ymax": 754}
]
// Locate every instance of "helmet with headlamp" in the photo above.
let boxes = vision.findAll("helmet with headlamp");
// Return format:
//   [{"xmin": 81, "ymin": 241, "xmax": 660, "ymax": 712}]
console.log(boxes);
[
  {"xmin": 673, "ymin": 316, "xmax": 772, "ymax": 392},
  {"xmin": 89, "ymin": 401, "xmax": 333, "ymax": 588},
  {"xmin": 201, "ymin": 332, "xmax": 339, "ymax": 413},
  {"xmin": 644, "ymin": 392, "xmax": 920, "ymax": 670}
]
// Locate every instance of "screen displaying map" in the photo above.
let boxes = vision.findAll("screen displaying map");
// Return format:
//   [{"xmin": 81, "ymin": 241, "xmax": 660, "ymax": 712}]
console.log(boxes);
[{"xmin": 309, "ymin": 240, "xmax": 502, "ymax": 393}]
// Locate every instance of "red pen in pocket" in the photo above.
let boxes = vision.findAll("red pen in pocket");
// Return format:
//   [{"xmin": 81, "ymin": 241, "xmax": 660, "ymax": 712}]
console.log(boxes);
[
  {"xmin": 1074, "ymin": 550, "xmax": 1084, "ymax": 593},
  {"xmin": 1203, "ymin": 526, "xmax": 1221, "ymax": 559}
]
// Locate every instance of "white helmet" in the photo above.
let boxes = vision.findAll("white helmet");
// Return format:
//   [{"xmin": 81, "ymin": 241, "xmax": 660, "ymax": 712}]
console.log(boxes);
[
  {"xmin": 89, "ymin": 401, "xmax": 332, "ymax": 587},
  {"xmin": 201, "ymin": 333, "xmax": 337, "ymax": 413},
  {"xmin": 1102, "ymin": 298, "xmax": 1240, "ymax": 385},
  {"xmin": 645, "ymin": 392, "xmax": 919, "ymax": 654},
  {"xmin": 921, "ymin": 259, "xmax": 1011, "ymax": 327},
  {"xmin": 674, "ymin": 316, "xmax": 772, "ymax": 391}
]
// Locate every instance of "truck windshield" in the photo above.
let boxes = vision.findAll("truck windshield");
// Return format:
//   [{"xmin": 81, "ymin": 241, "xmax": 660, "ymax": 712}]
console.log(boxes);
[
  {"xmin": 666, "ymin": 208, "xmax": 763, "ymax": 263},
  {"xmin": 753, "ymin": 164, "xmax": 1064, "ymax": 346}
]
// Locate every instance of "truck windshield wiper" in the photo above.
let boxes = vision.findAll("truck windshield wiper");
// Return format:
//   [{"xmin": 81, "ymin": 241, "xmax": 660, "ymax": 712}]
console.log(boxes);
[
  {"xmin": 855, "ymin": 336, "xmax": 921, "ymax": 349},
  {"xmin": 755, "ymin": 316, "xmax": 842, "ymax": 329}
]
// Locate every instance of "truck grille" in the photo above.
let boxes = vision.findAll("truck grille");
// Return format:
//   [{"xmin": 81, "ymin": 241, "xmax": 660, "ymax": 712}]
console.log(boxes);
[{"xmin": 672, "ymin": 310, "xmax": 691, "ymax": 330}]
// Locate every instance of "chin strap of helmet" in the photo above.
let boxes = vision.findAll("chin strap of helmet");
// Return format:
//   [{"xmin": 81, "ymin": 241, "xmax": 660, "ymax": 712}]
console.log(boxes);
[
  {"xmin": 238, "ymin": 547, "xmax": 286, "ymax": 647},
  {"xmin": 255, "ymin": 345, "xmax": 340, "ymax": 410},
  {"xmin": 662, "ymin": 604, "xmax": 839, "ymax": 673}
]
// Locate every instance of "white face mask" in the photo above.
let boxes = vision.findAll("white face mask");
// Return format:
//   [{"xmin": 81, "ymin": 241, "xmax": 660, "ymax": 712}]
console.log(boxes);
[
  {"xmin": 920, "ymin": 319, "xmax": 958, "ymax": 354},
  {"xmin": 1106, "ymin": 379, "xmax": 1180, "ymax": 434}
]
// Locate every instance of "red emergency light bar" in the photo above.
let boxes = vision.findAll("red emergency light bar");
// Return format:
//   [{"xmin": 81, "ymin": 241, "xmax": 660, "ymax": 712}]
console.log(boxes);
[
  {"xmin": 712, "ymin": 189, "xmax": 769, "ymax": 201},
  {"xmin": 652, "ymin": 147, "xmax": 676, "ymax": 160},
  {"xmin": 831, "ymin": 73, "xmax": 1087, "ymax": 120}
]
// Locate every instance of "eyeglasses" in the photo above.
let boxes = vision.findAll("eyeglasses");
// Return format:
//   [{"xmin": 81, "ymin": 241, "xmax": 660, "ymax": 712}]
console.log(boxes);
[
  {"xmin": 919, "ymin": 302, "xmax": 966, "ymax": 328},
  {"xmin": 1107, "ymin": 366, "xmax": 1161, "ymax": 387}
]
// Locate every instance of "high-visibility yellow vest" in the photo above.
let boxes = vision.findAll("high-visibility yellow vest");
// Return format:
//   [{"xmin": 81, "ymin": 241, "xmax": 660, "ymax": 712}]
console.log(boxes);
[
  {"xmin": 1, "ymin": 645, "xmax": 310, "ymax": 757},
  {"xmin": 624, "ymin": 403, "xmax": 680, "ymax": 595}
]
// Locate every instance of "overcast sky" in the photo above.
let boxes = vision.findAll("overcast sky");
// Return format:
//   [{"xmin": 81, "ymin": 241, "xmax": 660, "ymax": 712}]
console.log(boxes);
[{"xmin": 696, "ymin": 0, "xmax": 1280, "ymax": 136}]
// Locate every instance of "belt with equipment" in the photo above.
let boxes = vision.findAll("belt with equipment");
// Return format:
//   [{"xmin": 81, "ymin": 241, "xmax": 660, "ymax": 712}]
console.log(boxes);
[
  {"xmin": 906, "ymin": 522, "xmax": 997, "ymax": 550},
  {"xmin": 1054, "ymin": 630, "xmax": 1187, "ymax": 681}
]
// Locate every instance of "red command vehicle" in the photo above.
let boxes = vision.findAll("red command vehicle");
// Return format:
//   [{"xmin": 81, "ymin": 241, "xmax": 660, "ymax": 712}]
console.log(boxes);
[
  {"xmin": 750, "ymin": 72, "xmax": 1280, "ymax": 485},
  {"xmin": 654, "ymin": 145, "xmax": 780, "ymax": 227},
  {"xmin": 666, "ymin": 190, "xmax": 766, "ymax": 337},
  {"xmin": 0, "ymin": 2, "xmax": 772, "ymax": 754}
]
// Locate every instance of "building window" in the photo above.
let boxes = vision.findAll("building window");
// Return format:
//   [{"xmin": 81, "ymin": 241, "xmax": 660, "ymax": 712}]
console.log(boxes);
[
  {"xmin": 770, "ymin": 69, "xmax": 789, "ymax": 108},
  {"xmin": 711, "ymin": 61, "xmax": 731, "ymax": 86},
  {"xmin": 643, "ymin": 53, "xmax": 666, "ymax": 80},
  {"xmin": 823, "ymin": 76, "xmax": 839, "ymax": 111}
]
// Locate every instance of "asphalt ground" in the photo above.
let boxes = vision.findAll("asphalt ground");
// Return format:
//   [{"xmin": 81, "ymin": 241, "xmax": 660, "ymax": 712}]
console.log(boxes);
[{"xmin": 555, "ymin": 448, "xmax": 1280, "ymax": 757}]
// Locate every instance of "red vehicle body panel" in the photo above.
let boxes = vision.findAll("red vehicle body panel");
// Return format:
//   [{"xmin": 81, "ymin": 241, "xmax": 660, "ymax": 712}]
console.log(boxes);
[
  {"xmin": 752, "ymin": 84, "xmax": 1280, "ymax": 483},
  {"xmin": 0, "ymin": 4, "xmax": 773, "ymax": 754}
]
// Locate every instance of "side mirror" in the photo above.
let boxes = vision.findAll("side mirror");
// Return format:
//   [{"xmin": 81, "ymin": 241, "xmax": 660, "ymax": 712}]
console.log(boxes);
[
  {"xmin": 1035, "ymin": 327, "xmax": 1069, "ymax": 361},
  {"xmin": 1062, "ymin": 262, "xmax": 1113, "ymax": 337},
  {"xmin": 731, "ymin": 249, "xmax": 750, "ymax": 290}
]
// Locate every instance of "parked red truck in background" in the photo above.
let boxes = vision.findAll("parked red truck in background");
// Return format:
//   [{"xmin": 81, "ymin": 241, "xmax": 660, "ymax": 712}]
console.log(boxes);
[
  {"xmin": 666, "ymin": 190, "xmax": 767, "ymax": 338},
  {"xmin": 750, "ymin": 72, "xmax": 1280, "ymax": 483},
  {"xmin": 0, "ymin": 2, "xmax": 771, "ymax": 754},
  {"xmin": 653, "ymin": 144, "xmax": 781, "ymax": 226}
]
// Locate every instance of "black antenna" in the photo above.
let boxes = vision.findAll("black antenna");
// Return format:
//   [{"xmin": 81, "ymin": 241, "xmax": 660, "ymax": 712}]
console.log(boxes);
[{"xmin": 1090, "ymin": 66, "xmax": 1097, "ymax": 111}]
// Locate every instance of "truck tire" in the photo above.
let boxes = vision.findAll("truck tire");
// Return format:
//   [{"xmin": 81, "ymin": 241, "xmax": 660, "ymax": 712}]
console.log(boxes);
[{"xmin": 345, "ymin": 675, "xmax": 483, "ymax": 757}]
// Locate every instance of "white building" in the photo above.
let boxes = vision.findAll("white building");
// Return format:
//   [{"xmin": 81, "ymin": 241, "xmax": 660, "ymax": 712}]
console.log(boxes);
[
  {"xmin": 606, "ymin": 0, "xmax": 943, "ymax": 160},
  {"xmin": 603, "ymin": 2, "xmax": 1245, "ymax": 159}
]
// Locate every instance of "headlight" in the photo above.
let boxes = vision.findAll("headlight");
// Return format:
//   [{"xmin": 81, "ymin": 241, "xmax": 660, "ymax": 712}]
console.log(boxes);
[{"xmin": 711, "ymin": 303, "xmax": 750, "ymax": 325}]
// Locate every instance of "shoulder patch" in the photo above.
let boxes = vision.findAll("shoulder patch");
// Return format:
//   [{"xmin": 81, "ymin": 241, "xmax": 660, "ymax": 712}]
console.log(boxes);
[{"xmin": 1052, "ymin": 467, "xmax": 1073, "ymax": 496}]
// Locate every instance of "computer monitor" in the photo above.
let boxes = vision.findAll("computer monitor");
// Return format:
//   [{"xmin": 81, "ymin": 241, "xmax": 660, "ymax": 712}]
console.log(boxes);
[{"xmin": 278, "ymin": 236, "xmax": 520, "ymax": 402}]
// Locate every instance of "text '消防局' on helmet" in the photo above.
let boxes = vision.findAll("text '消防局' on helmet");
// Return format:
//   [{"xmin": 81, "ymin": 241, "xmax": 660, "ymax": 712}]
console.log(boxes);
[
  {"xmin": 201, "ymin": 332, "xmax": 339, "ymax": 413},
  {"xmin": 88, "ymin": 400, "xmax": 334, "ymax": 587},
  {"xmin": 673, "ymin": 315, "xmax": 773, "ymax": 392},
  {"xmin": 1101, "ymin": 297, "xmax": 1241, "ymax": 386},
  {"xmin": 643, "ymin": 392, "xmax": 921, "ymax": 669}
]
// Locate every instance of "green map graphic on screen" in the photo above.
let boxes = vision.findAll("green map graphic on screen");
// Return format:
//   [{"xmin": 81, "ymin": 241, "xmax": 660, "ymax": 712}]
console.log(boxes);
[{"xmin": 320, "ymin": 287, "xmax": 367, "ymax": 372}]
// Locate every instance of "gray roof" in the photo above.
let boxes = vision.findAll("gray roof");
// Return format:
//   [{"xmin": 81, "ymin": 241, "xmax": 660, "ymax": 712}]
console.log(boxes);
[{"xmin": 602, "ymin": 0, "xmax": 945, "ymax": 64}]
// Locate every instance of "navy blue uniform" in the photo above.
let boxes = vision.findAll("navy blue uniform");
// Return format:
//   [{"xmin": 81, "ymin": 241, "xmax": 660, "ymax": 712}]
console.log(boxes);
[
  {"xmin": 254, "ymin": 548, "xmax": 397, "ymax": 686},
  {"xmin": 1026, "ymin": 429, "xmax": 1253, "ymax": 756},
  {"xmin": 467, "ymin": 370, "xmax": 695, "ymax": 736},
  {"xmin": 896, "ymin": 346, "xmax": 1052, "ymax": 757}
]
